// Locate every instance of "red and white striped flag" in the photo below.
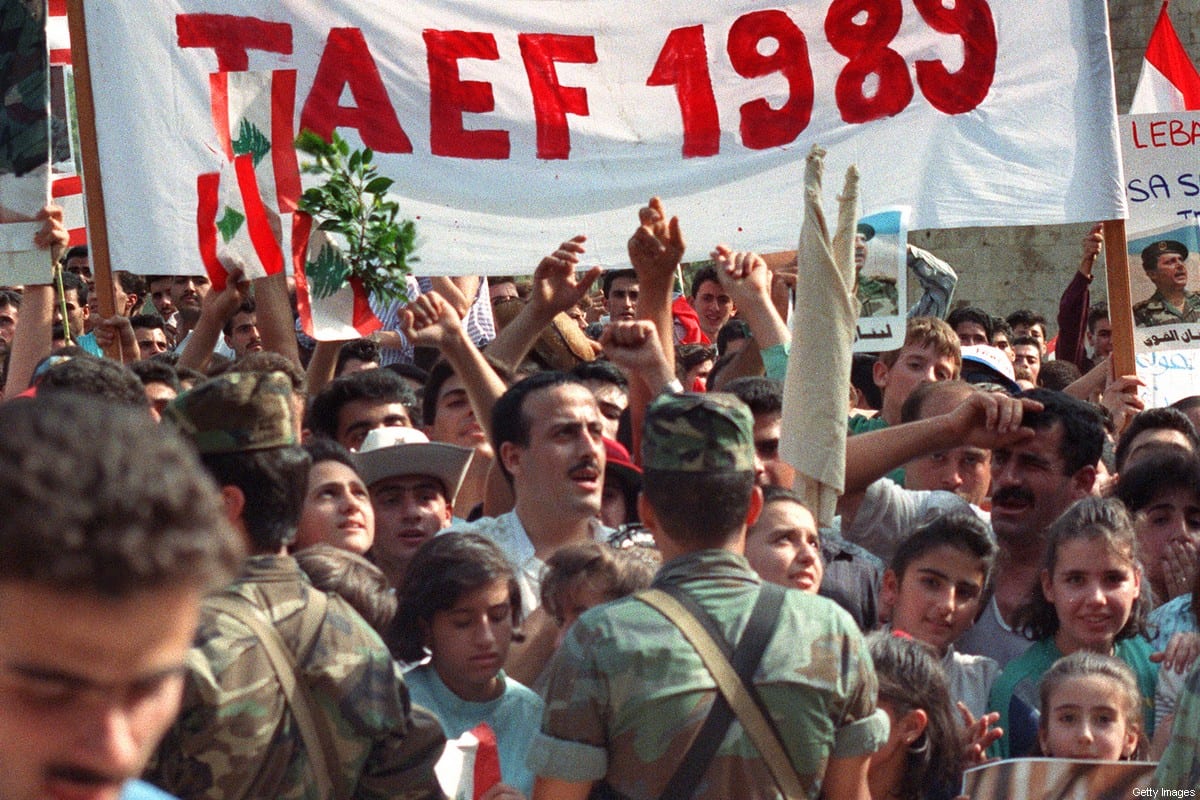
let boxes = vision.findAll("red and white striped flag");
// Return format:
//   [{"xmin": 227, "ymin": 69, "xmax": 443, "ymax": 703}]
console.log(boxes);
[
  {"xmin": 48, "ymin": 0, "xmax": 85, "ymax": 245},
  {"xmin": 1130, "ymin": 1, "xmax": 1200, "ymax": 113},
  {"xmin": 292, "ymin": 212, "xmax": 381, "ymax": 340}
]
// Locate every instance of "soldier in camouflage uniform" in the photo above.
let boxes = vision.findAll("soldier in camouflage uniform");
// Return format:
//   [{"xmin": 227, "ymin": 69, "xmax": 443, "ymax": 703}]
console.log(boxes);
[
  {"xmin": 147, "ymin": 372, "xmax": 446, "ymax": 800},
  {"xmin": 529, "ymin": 392, "xmax": 888, "ymax": 800},
  {"xmin": 1133, "ymin": 239, "xmax": 1200, "ymax": 328},
  {"xmin": 854, "ymin": 224, "xmax": 899, "ymax": 318}
]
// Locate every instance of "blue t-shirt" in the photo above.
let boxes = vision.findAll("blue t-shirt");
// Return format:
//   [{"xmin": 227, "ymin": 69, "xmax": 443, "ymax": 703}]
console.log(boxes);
[
  {"xmin": 405, "ymin": 664, "xmax": 543, "ymax": 795},
  {"xmin": 121, "ymin": 781, "xmax": 178, "ymax": 800}
]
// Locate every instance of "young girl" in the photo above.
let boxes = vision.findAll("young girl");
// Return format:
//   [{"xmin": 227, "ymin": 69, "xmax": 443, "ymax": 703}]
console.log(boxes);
[
  {"xmin": 988, "ymin": 497, "xmax": 1156, "ymax": 759},
  {"xmin": 293, "ymin": 439, "xmax": 374, "ymax": 554},
  {"xmin": 391, "ymin": 533, "xmax": 543, "ymax": 799},
  {"xmin": 1036, "ymin": 652, "xmax": 1145, "ymax": 760},
  {"xmin": 867, "ymin": 633, "xmax": 964, "ymax": 800},
  {"xmin": 744, "ymin": 486, "xmax": 823, "ymax": 595},
  {"xmin": 540, "ymin": 541, "xmax": 655, "ymax": 643}
]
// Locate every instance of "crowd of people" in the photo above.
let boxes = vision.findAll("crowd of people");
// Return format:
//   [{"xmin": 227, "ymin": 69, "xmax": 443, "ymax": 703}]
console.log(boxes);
[{"xmin": 3, "ymin": 199, "xmax": 1200, "ymax": 800}]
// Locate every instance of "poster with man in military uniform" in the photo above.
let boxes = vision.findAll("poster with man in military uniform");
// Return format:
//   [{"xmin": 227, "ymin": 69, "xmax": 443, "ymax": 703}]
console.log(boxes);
[
  {"xmin": 1126, "ymin": 224, "xmax": 1200, "ymax": 351},
  {"xmin": 1, "ymin": 0, "xmax": 53, "ymax": 283},
  {"xmin": 852, "ymin": 207, "xmax": 908, "ymax": 352}
]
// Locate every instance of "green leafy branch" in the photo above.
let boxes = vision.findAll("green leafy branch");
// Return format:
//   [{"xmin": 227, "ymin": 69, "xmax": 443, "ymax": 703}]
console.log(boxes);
[{"xmin": 295, "ymin": 129, "xmax": 416, "ymax": 304}]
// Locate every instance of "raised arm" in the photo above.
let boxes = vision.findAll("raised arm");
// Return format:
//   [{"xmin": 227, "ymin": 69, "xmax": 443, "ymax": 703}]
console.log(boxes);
[
  {"xmin": 4, "ymin": 207, "xmax": 68, "ymax": 397},
  {"xmin": 485, "ymin": 235, "xmax": 600, "ymax": 373},
  {"xmin": 177, "ymin": 268, "xmax": 248, "ymax": 372}
]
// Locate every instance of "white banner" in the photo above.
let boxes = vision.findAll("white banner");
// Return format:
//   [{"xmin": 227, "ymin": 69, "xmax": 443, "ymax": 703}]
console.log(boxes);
[{"xmin": 81, "ymin": 0, "xmax": 1125, "ymax": 277}]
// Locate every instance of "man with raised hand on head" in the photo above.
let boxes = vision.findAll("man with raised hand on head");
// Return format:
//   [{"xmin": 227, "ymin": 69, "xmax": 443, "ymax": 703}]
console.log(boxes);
[
  {"xmin": 530, "ymin": 392, "xmax": 887, "ymax": 800},
  {"xmin": 0, "ymin": 393, "xmax": 244, "ymax": 800}
]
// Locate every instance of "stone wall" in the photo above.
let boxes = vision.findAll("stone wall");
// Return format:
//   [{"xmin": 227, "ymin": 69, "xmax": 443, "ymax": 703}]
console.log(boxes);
[{"xmin": 915, "ymin": 2, "xmax": 1199, "ymax": 334}]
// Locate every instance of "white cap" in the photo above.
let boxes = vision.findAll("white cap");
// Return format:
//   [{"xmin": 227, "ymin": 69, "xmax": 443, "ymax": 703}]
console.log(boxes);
[{"xmin": 353, "ymin": 427, "xmax": 474, "ymax": 506}]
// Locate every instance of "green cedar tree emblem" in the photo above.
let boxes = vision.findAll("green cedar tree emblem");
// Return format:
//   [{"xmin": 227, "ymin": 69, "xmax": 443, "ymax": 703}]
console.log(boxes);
[
  {"xmin": 232, "ymin": 119, "xmax": 271, "ymax": 167},
  {"xmin": 216, "ymin": 207, "xmax": 245, "ymax": 243},
  {"xmin": 307, "ymin": 242, "xmax": 350, "ymax": 301}
]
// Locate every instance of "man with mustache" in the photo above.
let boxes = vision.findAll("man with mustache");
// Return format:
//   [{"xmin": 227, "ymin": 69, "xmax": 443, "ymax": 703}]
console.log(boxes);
[
  {"xmin": 956, "ymin": 389, "xmax": 1105, "ymax": 667},
  {"xmin": 1134, "ymin": 239, "xmax": 1200, "ymax": 328},
  {"xmin": 447, "ymin": 371, "xmax": 609, "ymax": 619}
]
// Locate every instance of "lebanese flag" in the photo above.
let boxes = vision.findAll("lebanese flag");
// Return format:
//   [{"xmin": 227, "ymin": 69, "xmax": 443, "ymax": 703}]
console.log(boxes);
[
  {"xmin": 292, "ymin": 212, "xmax": 381, "ymax": 340},
  {"xmin": 1130, "ymin": 1, "xmax": 1200, "ymax": 113},
  {"xmin": 196, "ymin": 154, "xmax": 285, "ymax": 291},
  {"xmin": 209, "ymin": 70, "xmax": 301, "ymax": 213}
]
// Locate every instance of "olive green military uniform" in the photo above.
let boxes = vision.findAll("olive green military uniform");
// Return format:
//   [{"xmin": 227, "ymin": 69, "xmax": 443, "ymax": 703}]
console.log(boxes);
[
  {"xmin": 529, "ymin": 551, "xmax": 887, "ymax": 799},
  {"xmin": 857, "ymin": 275, "xmax": 898, "ymax": 317},
  {"xmin": 1132, "ymin": 290, "xmax": 1200, "ymax": 328},
  {"xmin": 146, "ymin": 555, "xmax": 446, "ymax": 800},
  {"xmin": 528, "ymin": 393, "xmax": 888, "ymax": 800}
]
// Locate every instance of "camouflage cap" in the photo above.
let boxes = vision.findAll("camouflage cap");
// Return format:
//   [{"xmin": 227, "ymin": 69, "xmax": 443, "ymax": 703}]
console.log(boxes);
[
  {"xmin": 641, "ymin": 392, "xmax": 755, "ymax": 473},
  {"xmin": 164, "ymin": 371, "xmax": 297, "ymax": 454}
]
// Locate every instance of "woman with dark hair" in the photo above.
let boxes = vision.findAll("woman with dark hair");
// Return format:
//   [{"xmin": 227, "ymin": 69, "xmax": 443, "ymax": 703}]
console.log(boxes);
[{"xmin": 867, "ymin": 633, "xmax": 963, "ymax": 800}]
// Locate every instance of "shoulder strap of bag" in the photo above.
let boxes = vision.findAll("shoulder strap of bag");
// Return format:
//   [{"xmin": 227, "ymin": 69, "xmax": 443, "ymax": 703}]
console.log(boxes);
[
  {"xmin": 638, "ymin": 584, "xmax": 803, "ymax": 800},
  {"xmin": 206, "ymin": 590, "xmax": 348, "ymax": 800}
]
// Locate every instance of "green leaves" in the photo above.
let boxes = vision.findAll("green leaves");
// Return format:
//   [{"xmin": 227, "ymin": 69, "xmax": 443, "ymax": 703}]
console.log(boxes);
[
  {"xmin": 295, "ymin": 129, "xmax": 416, "ymax": 304},
  {"xmin": 216, "ymin": 207, "xmax": 245, "ymax": 243}
]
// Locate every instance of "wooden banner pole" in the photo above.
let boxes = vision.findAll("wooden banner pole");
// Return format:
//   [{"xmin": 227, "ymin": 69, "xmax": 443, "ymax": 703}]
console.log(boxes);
[
  {"xmin": 1102, "ymin": 219, "xmax": 1137, "ymax": 381},
  {"xmin": 65, "ymin": 0, "xmax": 118, "ymax": 357}
]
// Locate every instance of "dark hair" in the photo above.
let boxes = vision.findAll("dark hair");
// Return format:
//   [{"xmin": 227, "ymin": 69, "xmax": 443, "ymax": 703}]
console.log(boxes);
[
  {"xmin": 306, "ymin": 368, "xmax": 416, "ymax": 440},
  {"xmin": 724, "ymin": 376, "xmax": 783, "ymax": 417},
  {"xmin": 642, "ymin": 469, "xmax": 756, "ymax": 545},
  {"xmin": 37, "ymin": 355, "xmax": 149, "ymax": 409},
  {"xmin": 991, "ymin": 317, "xmax": 1013, "ymax": 339},
  {"xmin": 1011, "ymin": 335, "xmax": 1040, "ymax": 350},
  {"xmin": 1036, "ymin": 651, "xmax": 1146, "ymax": 759},
  {"xmin": 1017, "ymin": 388, "xmax": 1105, "ymax": 476},
  {"xmin": 1172, "ymin": 395, "xmax": 1200, "ymax": 415},
  {"xmin": 491, "ymin": 371, "xmax": 582, "ymax": 484},
  {"xmin": 889, "ymin": 511, "xmax": 996, "ymax": 585},
  {"xmin": 295, "ymin": 544, "xmax": 397, "ymax": 635},
  {"xmin": 115, "ymin": 270, "xmax": 146, "ymax": 299},
  {"xmin": 335, "ymin": 338, "xmax": 380, "ymax": 376},
  {"xmin": 1113, "ymin": 448, "xmax": 1200, "ymax": 516},
  {"xmin": 0, "ymin": 394, "xmax": 243, "ymax": 595},
  {"xmin": 0, "ymin": 288, "xmax": 22, "ymax": 309},
  {"xmin": 129, "ymin": 359, "xmax": 182, "ymax": 393},
  {"xmin": 571, "ymin": 359, "xmax": 629, "ymax": 392},
  {"xmin": 1114, "ymin": 407, "xmax": 1200, "ymax": 473},
  {"xmin": 303, "ymin": 437, "xmax": 358, "ymax": 473},
  {"xmin": 63, "ymin": 244, "xmax": 88, "ymax": 264},
  {"xmin": 540, "ymin": 542, "xmax": 655, "ymax": 625},
  {"xmin": 200, "ymin": 446, "xmax": 311, "ymax": 552},
  {"xmin": 851, "ymin": 353, "xmax": 883, "ymax": 411},
  {"xmin": 717, "ymin": 319, "xmax": 752, "ymax": 354},
  {"xmin": 689, "ymin": 265, "xmax": 720, "ymax": 299},
  {"xmin": 867, "ymin": 633, "xmax": 963, "ymax": 800},
  {"xmin": 1015, "ymin": 496, "xmax": 1150, "ymax": 642},
  {"xmin": 384, "ymin": 361, "xmax": 430, "ymax": 388},
  {"xmin": 1006, "ymin": 309, "xmax": 1047, "ymax": 334},
  {"xmin": 601, "ymin": 268, "xmax": 638, "ymax": 297},
  {"xmin": 422, "ymin": 360, "xmax": 457, "ymax": 427},
  {"xmin": 947, "ymin": 306, "xmax": 994, "ymax": 339},
  {"xmin": 58, "ymin": 269, "xmax": 89, "ymax": 305},
  {"xmin": 129, "ymin": 313, "xmax": 165, "ymax": 331},
  {"xmin": 221, "ymin": 297, "xmax": 257, "ymax": 337},
  {"xmin": 1037, "ymin": 360, "xmax": 1082, "ymax": 391},
  {"xmin": 675, "ymin": 343, "xmax": 715, "ymax": 380},
  {"xmin": 1087, "ymin": 302, "xmax": 1109, "ymax": 334},
  {"xmin": 389, "ymin": 532, "xmax": 521, "ymax": 662}
]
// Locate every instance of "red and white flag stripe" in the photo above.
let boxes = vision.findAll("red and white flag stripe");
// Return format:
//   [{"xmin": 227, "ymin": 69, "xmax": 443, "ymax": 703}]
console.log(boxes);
[{"xmin": 1130, "ymin": 1, "xmax": 1200, "ymax": 113}]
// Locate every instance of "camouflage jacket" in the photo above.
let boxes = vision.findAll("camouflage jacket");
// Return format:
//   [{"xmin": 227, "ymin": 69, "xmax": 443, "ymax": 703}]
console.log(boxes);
[
  {"xmin": 856, "ymin": 275, "xmax": 899, "ymax": 318},
  {"xmin": 529, "ymin": 550, "xmax": 888, "ymax": 800},
  {"xmin": 1132, "ymin": 289, "xmax": 1200, "ymax": 327},
  {"xmin": 145, "ymin": 555, "xmax": 446, "ymax": 800}
]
